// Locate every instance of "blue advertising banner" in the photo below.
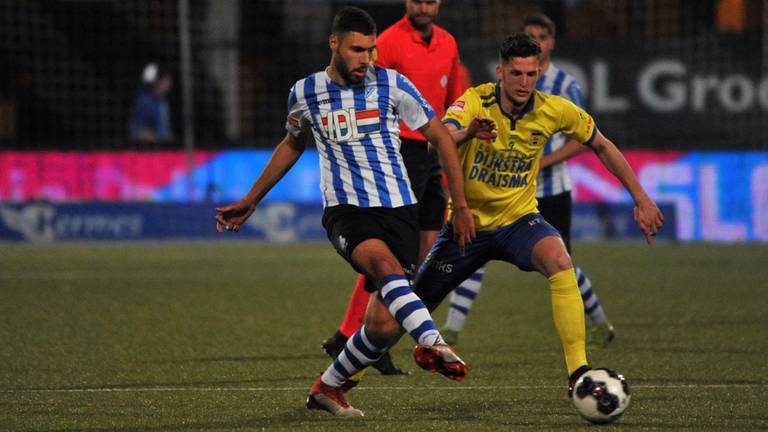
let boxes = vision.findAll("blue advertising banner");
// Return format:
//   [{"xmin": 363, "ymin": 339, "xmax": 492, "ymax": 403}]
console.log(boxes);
[
  {"xmin": 2, "ymin": 149, "xmax": 765, "ymax": 241},
  {"xmin": 0, "ymin": 202, "xmax": 325, "ymax": 243},
  {"xmin": 571, "ymin": 203, "xmax": 676, "ymax": 242},
  {"xmin": 0, "ymin": 202, "xmax": 674, "ymax": 243}
]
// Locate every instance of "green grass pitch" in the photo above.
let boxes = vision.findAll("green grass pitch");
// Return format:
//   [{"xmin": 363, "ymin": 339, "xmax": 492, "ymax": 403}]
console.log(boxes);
[{"xmin": 1, "ymin": 241, "xmax": 767, "ymax": 431}]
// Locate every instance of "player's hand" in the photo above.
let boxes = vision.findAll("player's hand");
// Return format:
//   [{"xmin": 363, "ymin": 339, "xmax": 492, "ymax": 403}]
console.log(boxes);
[
  {"xmin": 215, "ymin": 199, "xmax": 256, "ymax": 233},
  {"xmin": 466, "ymin": 117, "xmax": 496, "ymax": 141},
  {"xmin": 451, "ymin": 205, "xmax": 476, "ymax": 255},
  {"xmin": 633, "ymin": 198, "xmax": 664, "ymax": 245}
]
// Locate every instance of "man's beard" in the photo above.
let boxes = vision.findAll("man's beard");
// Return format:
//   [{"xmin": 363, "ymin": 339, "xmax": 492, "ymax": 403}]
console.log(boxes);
[
  {"xmin": 407, "ymin": 14, "xmax": 435, "ymax": 32},
  {"xmin": 334, "ymin": 53, "xmax": 365, "ymax": 85}
]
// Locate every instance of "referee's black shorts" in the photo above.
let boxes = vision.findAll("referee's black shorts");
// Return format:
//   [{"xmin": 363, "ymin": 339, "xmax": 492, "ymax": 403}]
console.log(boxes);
[
  {"xmin": 537, "ymin": 191, "xmax": 573, "ymax": 252},
  {"xmin": 322, "ymin": 204, "xmax": 419, "ymax": 291},
  {"xmin": 399, "ymin": 137, "xmax": 447, "ymax": 231}
]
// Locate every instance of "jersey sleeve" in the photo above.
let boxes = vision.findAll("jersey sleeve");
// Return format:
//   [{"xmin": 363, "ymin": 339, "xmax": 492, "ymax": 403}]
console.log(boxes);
[
  {"xmin": 558, "ymin": 97, "xmax": 597, "ymax": 145},
  {"xmin": 393, "ymin": 72, "xmax": 435, "ymax": 130},
  {"xmin": 441, "ymin": 87, "xmax": 480, "ymax": 131},
  {"xmin": 285, "ymin": 83, "xmax": 310, "ymax": 137}
]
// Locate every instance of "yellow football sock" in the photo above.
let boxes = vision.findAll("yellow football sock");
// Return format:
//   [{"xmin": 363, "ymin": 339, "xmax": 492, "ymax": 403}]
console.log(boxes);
[{"xmin": 548, "ymin": 268, "xmax": 588, "ymax": 375}]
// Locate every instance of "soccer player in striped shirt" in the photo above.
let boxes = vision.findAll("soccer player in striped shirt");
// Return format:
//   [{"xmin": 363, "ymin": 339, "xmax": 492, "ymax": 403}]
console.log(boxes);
[
  {"xmin": 215, "ymin": 7, "xmax": 475, "ymax": 417},
  {"xmin": 443, "ymin": 14, "xmax": 616, "ymax": 348},
  {"xmin": 348, "ymin": 32, "xmax": 663, "ymax": 399},
  {"xmin": 321, "ymin": 0, "xmax": 482, "ymax": 378}
]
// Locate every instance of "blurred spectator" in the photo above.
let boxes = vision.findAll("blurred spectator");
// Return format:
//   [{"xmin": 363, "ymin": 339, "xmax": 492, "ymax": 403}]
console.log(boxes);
[{"xmin": 129, "ymin": 63, "xmax": 173, "ymax": 144}]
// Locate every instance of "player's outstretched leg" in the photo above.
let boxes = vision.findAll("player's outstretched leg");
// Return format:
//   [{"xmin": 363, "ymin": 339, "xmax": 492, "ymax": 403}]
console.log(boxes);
[
  {"xmin": 442, "ymin": 266, "xmax": 486, "ymax": 345},
  {"xmin": 322, "ymin": 275, "xmax": 408, "ymax": 377},
  {"xmin": 308, "ymin": 325, "xmax": 387, "ymax": 417},
  {"xmin": 377, "ymin": 275, "xmax": 468, "ymax": 381},
  {"xmin": 320, "ymin": 331, "xmax": 365, "ymax": 392},
  {"xmin": 575, "ymin": 266, "xmax": 615, "ymax": 348},
  {"xmin": 309, "ymin": 274, "xmax": 467, "ymax": 416}
]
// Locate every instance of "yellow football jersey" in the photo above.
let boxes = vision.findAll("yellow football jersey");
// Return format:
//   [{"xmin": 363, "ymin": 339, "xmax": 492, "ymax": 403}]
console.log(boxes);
[{"xmin": 443, "ymin": 82, "xmax": 597, "ymax": 231}]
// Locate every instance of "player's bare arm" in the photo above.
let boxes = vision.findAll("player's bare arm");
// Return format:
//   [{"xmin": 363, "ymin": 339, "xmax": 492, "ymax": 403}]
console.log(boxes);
[
  {"xmin": 540, "ymin": 138, "xmax": 588, "ymax": 169},
  {"xmin": 445, "ymin": 117, "xmax": 497, "ymax": 145},
  {"xmin": 216, "ymin": 130, "xmax": 308, "ymax": 232},
  {"xmin": 420, "ymin": 116, "xmax": 476, "ymax": 248},
  {"xmin": 588, "ymin": 130, "xmax": 664, "ymax": 244}
]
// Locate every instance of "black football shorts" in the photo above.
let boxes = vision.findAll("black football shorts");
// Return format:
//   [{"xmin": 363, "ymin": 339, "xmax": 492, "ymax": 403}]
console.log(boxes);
[{"xmin": 322, "ymin": 204, "xmax": 419, "ymax": 291}]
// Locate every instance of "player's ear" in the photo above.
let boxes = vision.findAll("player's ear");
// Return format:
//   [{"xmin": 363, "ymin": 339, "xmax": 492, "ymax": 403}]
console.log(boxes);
[
  {"xmin": 495, "ymin": 64, "xmax": 503, "ymax": 81},
  {"xmin": 329, "ymin": 33, "xmax": 338, "ymax": 50}
]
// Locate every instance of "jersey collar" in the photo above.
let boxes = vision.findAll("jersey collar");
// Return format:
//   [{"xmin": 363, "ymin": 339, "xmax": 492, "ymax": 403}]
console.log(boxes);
[{"xmin": 495, "ymin": 81, "xmax": 535, "ymax": 121}]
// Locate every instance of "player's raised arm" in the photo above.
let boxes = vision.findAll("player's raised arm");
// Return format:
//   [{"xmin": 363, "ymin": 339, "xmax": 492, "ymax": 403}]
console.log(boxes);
[
  {"xmin": 419, "ymin": 117, "xmax": 476, "ymax": 248},
  {"xmin": 215, "ymin": 131, "xmax": 308, "ymax": 232},
  {"xmin": 588, "ymin": 130, "xmax": 664, "ymax": 245}
]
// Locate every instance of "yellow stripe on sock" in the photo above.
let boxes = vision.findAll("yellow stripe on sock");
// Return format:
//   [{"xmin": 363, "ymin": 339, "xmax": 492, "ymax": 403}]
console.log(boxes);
[
  {"xmin": 548, "ymin": 268, "xmax": 588, "ymax": 375},
  {"xmin": 349, "ymin": 368, "xmax": 367, "ymax": 383}
]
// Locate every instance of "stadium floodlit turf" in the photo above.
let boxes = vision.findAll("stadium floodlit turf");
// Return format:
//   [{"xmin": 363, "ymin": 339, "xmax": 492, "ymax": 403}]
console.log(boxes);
[{"xmin": 2, "ymin": 241, "xmax": 767, "ymax": 431}]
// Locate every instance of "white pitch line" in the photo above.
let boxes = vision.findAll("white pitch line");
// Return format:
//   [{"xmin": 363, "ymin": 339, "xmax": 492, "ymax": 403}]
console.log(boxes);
[{"xmin": 1, "ymin": 383, "xmax": 765, "ymax": 394}]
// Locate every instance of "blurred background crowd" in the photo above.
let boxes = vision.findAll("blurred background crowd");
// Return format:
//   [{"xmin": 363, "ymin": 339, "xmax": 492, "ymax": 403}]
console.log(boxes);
[{"xmin": 1, "ymin": 0, "xmax": 765, "ymax": 150}]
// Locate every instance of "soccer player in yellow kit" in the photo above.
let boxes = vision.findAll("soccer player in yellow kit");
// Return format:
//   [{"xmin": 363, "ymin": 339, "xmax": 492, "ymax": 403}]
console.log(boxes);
[
  {"xmin": 430, "ymin": 32, "xmax": 663, "ymax": 387},
  {"xmin": 339, "ymin": 32, "xmax": 664, "ymax": 396}
]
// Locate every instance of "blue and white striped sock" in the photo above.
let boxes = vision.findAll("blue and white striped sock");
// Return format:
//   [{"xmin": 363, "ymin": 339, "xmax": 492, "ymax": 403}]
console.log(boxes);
[
  {"xmin": 321, "ymin": 325, "xmax": 388, "ymax": 387},
  {"xmin": 444, "ymin": 266, "xmax": 486, "ymax": 332},
  {"xmin": 379, "ymin": 274, "xmax": 441, "ymax": 345},
  {"xmin": 576, "ymin": 266, "xmax": 607, "ymax": 325}
]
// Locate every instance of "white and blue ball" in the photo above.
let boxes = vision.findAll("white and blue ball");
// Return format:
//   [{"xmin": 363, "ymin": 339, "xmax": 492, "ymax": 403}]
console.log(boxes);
[{"xmin": 571, "ymin": 368, "xmax": 631, "ymax": 424}]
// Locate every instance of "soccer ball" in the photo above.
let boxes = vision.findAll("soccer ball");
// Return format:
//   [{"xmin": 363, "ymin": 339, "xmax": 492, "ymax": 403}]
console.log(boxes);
[{"xmin": 571, "ymin": 368, "xmax": 631, "ymax": 424}]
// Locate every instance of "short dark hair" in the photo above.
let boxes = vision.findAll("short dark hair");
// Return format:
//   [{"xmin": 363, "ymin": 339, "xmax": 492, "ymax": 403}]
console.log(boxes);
[
  {"xmin": 331, "ymin": 6, "xmax": 377, "ymax": 37},
  {"xmin": 499, "ymin": 33, "xmax": 541, "ymax": 63},
  {"xmin": 521, "ymin": 13, "xmax": 556, "ymax": 37}
]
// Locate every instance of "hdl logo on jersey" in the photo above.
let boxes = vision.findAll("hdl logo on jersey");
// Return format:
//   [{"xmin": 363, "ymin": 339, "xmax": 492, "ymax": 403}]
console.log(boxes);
[{"xmin": 321, "ymin": 108, "xmax": 380, "ymax": 141}]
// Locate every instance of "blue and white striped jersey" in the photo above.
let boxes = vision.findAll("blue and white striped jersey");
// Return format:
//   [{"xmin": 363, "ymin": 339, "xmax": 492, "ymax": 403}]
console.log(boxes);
[
  {"xmin": 286, "ymin": 65, "xmax": 435, "ymax": 208},
  {"xmin": 534, "ymin": 63, "xmax": 586, "ymax": 198}
]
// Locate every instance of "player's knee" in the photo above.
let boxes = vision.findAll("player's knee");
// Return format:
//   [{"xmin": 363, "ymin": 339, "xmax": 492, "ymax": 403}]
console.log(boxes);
[
  {"xmin": 533, "ymin": 237, "xmax": 573, "ymax": 275},
  {"xmin": 551, "ymin": 252, "xmax": 573, "ymax": 274}
]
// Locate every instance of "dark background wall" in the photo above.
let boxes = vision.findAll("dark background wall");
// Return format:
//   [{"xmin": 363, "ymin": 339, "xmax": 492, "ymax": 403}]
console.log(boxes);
[{"xmin": 1, "ymin": 0, "xmax": 765, "ymax": 150}]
